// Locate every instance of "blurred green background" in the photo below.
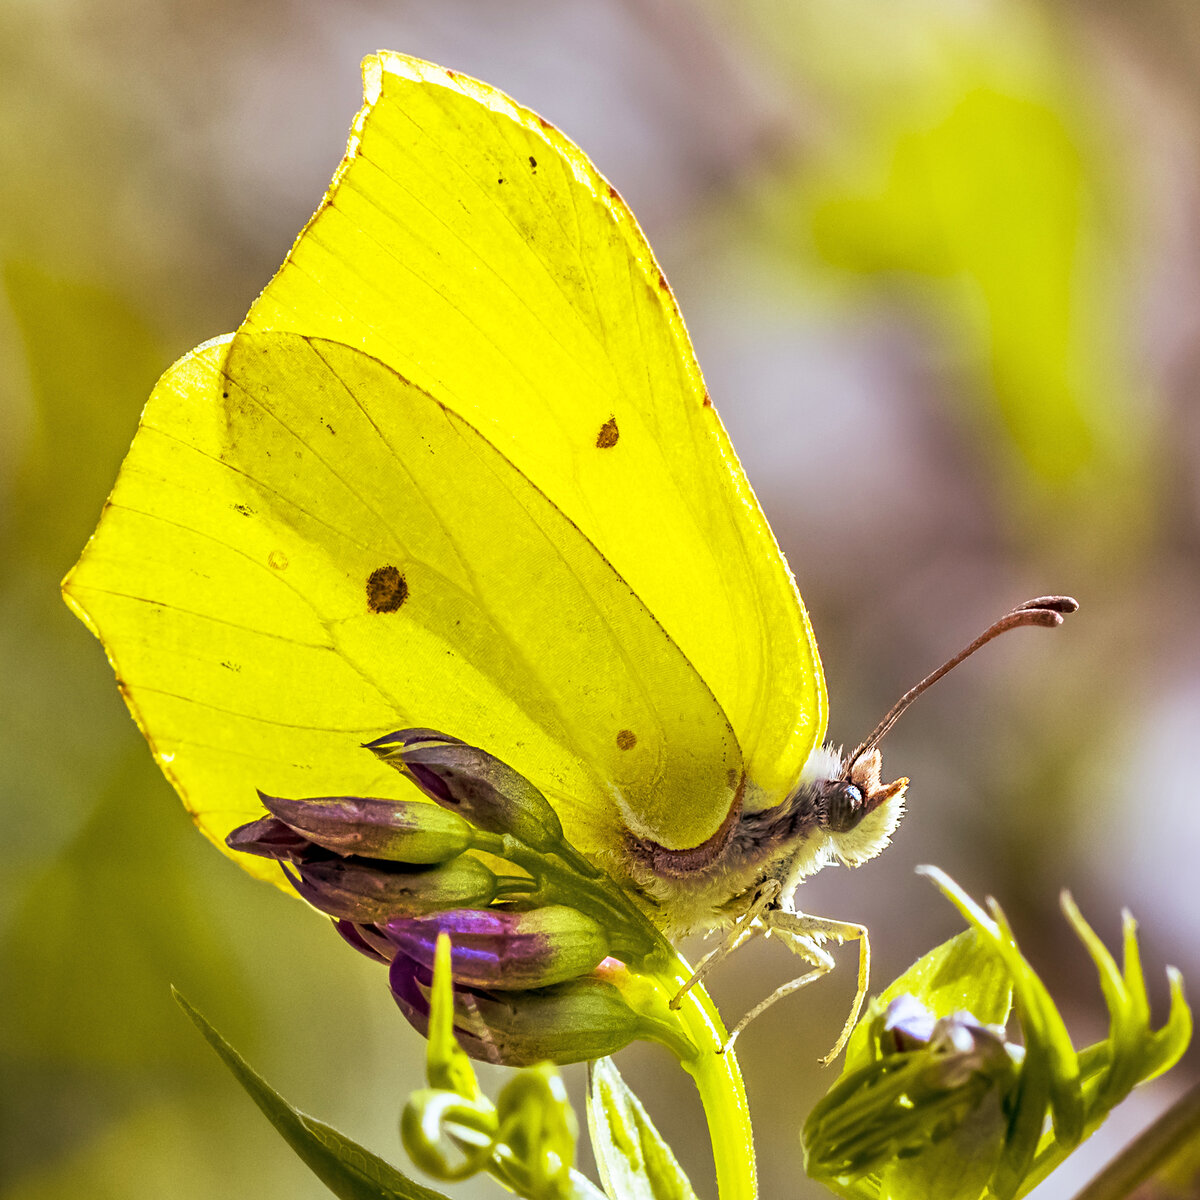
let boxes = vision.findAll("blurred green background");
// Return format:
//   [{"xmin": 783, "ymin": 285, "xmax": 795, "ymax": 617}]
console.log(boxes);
[{"xmin": 4, "ymin": 1, "xmax": 1199, "ymax": 1197}]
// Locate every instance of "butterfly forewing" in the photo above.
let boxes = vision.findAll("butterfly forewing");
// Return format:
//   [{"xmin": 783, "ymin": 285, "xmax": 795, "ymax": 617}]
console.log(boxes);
[{"xmin": 242, "ymin": 54, "xmax": 826, "ymax": 837}]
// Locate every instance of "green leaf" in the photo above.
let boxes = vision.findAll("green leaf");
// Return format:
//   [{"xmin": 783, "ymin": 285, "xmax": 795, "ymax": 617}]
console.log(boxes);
[
  {"xmin": 843, "ymin": 927, "xmax": 1013, "ymax": 1076},
  {"xmin": 174, "ymin": 989, "xmax": 451, "ymax": 1200},
  {"xmin": 586, "ymin": 1057, "xmax": 699, "ymax": 1200},
  {"xmin": 1061, "ymin": 897, "xmax": 1144, "ymax": 1115},
  {"xmin": 919, "ymin": 869, "xmax": 1084, "ymax": 1147},
  {"xmin": 1140, "ymin": 968, "xmax": 1191, "ymax": 1085},
  {"xmin": 881, "ymin": 1086, "xmax": 1006, "ymax": 1200}
]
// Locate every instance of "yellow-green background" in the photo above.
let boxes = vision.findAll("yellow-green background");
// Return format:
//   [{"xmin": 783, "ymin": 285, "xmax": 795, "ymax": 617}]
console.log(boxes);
[{"xmin": 4, "ymin": 2, "xmax": 1198, "ymax": 1197}]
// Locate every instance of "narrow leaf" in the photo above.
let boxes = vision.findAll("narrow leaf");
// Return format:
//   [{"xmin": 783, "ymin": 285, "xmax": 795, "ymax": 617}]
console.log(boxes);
[
  {"xmin": 175, "ymin": 989, "xmax": 450, "ymax": 1200},
  {"xmin": 586, "ymin": 1057, "xmax": 698, "ymax": 1200}
]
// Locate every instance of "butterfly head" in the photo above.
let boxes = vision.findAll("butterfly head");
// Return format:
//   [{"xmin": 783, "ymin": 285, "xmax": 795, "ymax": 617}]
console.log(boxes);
[{"xmin": 817, "ymin": 747, "xmax": 908, "ymax": 867}]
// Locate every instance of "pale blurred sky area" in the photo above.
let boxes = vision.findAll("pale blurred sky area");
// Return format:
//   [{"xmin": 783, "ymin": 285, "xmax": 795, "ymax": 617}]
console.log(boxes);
[{"xmin": 3, "ymin": 2, "xmax": 1200, "ymax": 1198}]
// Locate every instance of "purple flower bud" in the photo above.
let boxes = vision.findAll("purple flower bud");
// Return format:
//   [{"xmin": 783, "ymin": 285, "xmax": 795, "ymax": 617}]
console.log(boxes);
[
  {"xmin": 257, "ymin": 791, "xmax": 474, "ymax": 863},
  {"xmin": 288, "ymin": 854, "xmax": 497, "ymax": 923},
  {"xmin": 384, "ymin": 906, "xmax": 610, "ymax": 990},
  {"xmin": 334, "ymin": 920, "xmax": 397, "ymax": 965},
  {"xmin": 881, "ymin": 994, "xmax": 1013, "ymax": 1087},
  {"xmin": 366, "ymin": 729, "xmax": 564, "ymax": 852},
  {"xmin": 882, "ymin": 992, "xmax": 940, "ymax": 1051},
  {"xmin": 389, "ymin": 955, "xmax": 644, "ymax": 1067},
  {"xmin": 225, "ymin": 816, "xmax": 313, "ymax": 863}
]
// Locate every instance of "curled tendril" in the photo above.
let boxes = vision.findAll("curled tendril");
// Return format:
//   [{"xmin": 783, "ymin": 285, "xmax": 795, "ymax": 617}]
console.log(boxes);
[{"xmin": 399, "ymin": 933, "xmax": 586, "ymax": 1200}]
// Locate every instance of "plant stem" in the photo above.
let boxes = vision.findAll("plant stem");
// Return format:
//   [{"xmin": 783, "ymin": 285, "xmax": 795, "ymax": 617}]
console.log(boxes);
[{"xmin": 659, "ymin": 953, "xmax": 758, "ymax": 1200}]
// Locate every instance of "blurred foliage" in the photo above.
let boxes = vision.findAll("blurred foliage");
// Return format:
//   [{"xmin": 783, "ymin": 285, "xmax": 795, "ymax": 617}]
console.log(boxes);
[
  {"xmin": 4, "ymin": 1, "xmax": 1199, "ymax": 1198},
  {"xmin": 747, "ymin": 0, "xmax": 1155, "ymax": 565}
]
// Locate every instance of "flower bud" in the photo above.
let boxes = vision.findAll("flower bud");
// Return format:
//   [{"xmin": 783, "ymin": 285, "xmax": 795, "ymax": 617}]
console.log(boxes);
[
  {"xmin": 289, "ymin": 854, "xmax": 497, "ymax": 923},
  {"xmin": 389, "ymin": 955, "xmax": 645, "ymax": 1067},
  {"xmin": 366, "ymin": 729, "xmax": 564, "ymax": 852},
  {"xmin": 803, "ymin": 994, "xmax": 1018, "ymax": 1185},
  {"xmin": 257, "ymin": 791, "xmax": 474, "ymax": 863},
  {"xmin": 881, "ymin": 995, "xmax": 1013, "ymax": 1088},
  {"xmin": 385, "ymin": 906, "xmax": 611, "ymax": 990},
  {"xmin": 335, "ymin": 919, "xmax": 397, "ymax": 965},
  {"xmin": 225, "ymin": 815, "xmax": 313, "ymax": 863}
]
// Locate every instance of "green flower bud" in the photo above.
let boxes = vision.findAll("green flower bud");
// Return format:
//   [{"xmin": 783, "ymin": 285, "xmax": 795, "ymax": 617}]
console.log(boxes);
[
  {"xmin": 803, "ymin": 994, "xmax": 1018, "ymax": 1186},
  {"xmin": 366, "ymin": 729, "xmax": 565, "ymax": 852},
  {"xmin": 392, "ymin": 958, "xmax": 646, "ymax": 1067}
]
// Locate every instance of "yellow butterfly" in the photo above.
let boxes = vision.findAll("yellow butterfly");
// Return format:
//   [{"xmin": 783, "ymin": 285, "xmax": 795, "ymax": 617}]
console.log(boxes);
[{"xmin": 64, "ymin": 52, "xmax": 1073, "ymax": 1058}]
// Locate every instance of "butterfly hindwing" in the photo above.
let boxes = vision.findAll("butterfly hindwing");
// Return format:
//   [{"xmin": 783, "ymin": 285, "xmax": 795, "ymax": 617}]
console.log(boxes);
[{"xmin": 64, "ymin": 332, "xmax": 745, "ymax": 870}]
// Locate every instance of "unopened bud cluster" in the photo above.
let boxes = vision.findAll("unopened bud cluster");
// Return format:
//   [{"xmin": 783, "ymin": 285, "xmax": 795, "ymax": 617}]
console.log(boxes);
[
  {"xmin": 804, "ymin": 992, "xmax": 1020, "ymax": 1185},
  {"xmin": 227, "ymin": 729, "xmax": 669, "ymax": 1065}
]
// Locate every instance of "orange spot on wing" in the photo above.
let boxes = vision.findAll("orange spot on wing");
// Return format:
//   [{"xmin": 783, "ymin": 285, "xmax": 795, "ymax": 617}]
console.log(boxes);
[{"xmin": 595, "ymin": 416, "xmax": 619, "ymax": 449}]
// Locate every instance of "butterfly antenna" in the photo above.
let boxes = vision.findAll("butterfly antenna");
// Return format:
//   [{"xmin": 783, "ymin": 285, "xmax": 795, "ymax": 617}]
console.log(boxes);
[{"xmin": 844, "ymin": 595, "xmax": 1079, "ymax": 774}]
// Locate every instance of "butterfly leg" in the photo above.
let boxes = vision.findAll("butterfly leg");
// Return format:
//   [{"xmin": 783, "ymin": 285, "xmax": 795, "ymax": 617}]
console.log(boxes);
[
  {"xmin": 668, "ymin": 879, "xmax": 782, "ymax": 1011},
  {"xmin": 724, "ymin": 910, "xmax": 870, "ymax": 1066}
]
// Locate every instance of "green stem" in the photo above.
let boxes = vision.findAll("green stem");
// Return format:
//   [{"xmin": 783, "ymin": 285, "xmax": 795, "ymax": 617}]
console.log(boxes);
[
  {"xmin": 658, "ymin": 953, "xmax": 758, "ymax": 1200},
  {"xmin": 473, "ymin": 827, "xmax": 757, "ymax": 1196}
]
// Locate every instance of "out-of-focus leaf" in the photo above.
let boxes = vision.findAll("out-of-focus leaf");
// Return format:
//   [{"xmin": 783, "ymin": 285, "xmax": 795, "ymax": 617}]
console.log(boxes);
[
  {"xmin": 1072, "ymin": 1082, "xmax": 1200, "ymax": 1200},
  {"xmin": 0, "ymin": 748, "xmax": 236, "ymax": 1067},
  {"xmin": 176, "ymin": 991, "xmax": 450, "ymax": 1200},
  {"xmin": 2, "ymin": 262, "xmax": 166, "ymax": 567},
  {"xmin": 743, "ymin": 2, "xmax": 1156, "ymax": 562},
  {"xmin": 586, "ymin": 1057, "xmax": 699, "ymax": 1200}
]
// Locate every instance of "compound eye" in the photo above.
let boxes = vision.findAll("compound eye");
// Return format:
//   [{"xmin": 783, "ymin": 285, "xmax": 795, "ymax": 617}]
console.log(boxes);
[{"xmin": 828, "ymin": 782, "xmax": 864, "ymax": 833}]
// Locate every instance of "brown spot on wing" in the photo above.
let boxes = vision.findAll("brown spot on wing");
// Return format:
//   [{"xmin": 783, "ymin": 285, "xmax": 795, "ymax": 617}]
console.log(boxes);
[
  {"xmin": 595, "ymin": 417, "xmax": 619, "ymax": 449},
  {"xmin": 528, "ymin": 155, "xmax": 538, "ymax": 172},
  {"xmin": 366, "ymin": 565, "xmax": 408, "ymax": 613},
  {"xmin": 616, "ymin": 729, "xmax": 637, "ymax": 751},
  {"xmin": 267, "ymin": 550, "xmax": 288, "ymax": 571}
]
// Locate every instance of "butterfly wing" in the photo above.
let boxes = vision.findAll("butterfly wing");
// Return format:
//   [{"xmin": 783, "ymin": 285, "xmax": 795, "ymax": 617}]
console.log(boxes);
[
  {"xmin": 63, "ymin": 332, "xmax": 745, "ymax": 878},
  {"xmin": 243, "ymin": 52, "xmax": 826, "ymax": 840}
]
